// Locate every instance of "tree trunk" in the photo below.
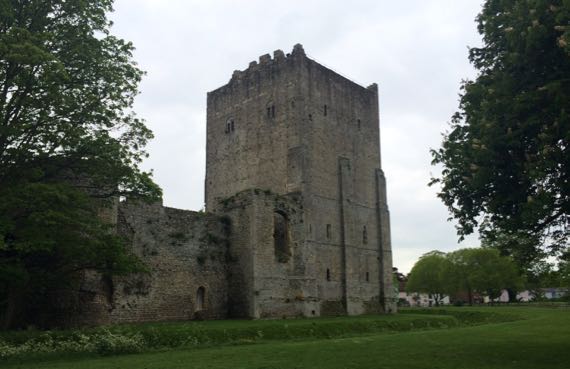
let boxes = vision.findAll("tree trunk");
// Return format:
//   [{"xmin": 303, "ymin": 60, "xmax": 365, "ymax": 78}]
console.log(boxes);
[{"xmin": 507, "ymin": 288, "xmax": 517, "ymax": 303}]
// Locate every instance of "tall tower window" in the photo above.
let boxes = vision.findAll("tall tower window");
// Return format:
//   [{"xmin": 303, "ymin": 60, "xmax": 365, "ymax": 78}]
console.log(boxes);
[
  {"xmin": 266, "ymin": 102, "xmax": 275, "ymax": 119},
  {"xmin": 225, "ymin": 118, "xmax": 235, "ymax": 134},
  {"xmin": 326, "ymin": 224, "xmax": 332, "ymax": 240},
  {"xmin": 326, "ymin": 268, "xmax": 331, "ymax": 281},
  {"xmin": 273, "ymin": 211, "xmax": 291, "ymax": 262},
  {"xmin": 363, "ymin": 226, "xmax": 368, "ymax": 244},
  {"xmin": 323, "ymin": 104, "xmax": 328, "ymax": 116}
]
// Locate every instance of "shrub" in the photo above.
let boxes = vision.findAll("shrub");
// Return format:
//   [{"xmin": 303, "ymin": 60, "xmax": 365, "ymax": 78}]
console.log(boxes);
[{"xmin": 92, "ymin": 330, "xmax": 144, "ymax": 356}]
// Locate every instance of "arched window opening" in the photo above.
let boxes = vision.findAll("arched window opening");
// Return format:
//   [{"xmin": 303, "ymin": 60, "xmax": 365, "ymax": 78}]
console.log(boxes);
[
  {"xmin": 266, "ymin": 102, "xmax": 275, "ymax": 119},
  {"xmin": 226, "ymin": 118, "xmax": 235, "ymax": 134},
  {"xmin": 326, "ymin": 268, "xmax": 331, "ymax": 281},
  {"xmin": 365, "ymin": 272, "xmax": 370, "ymax": 282},
  {"xmin": 273, "ymin": 211, "xmax": 291, "ymax": 263},
  {"xmin": 196, "ymin": 286, "xmax": 205, "ymax": 311},
  {"xmin": 362, "ymin": 225, "xmax": 368, "ymax": 244},
  {"xmin": 323, "ymin": 104, "xmax": 328, "ymax": 116},
  {"xmin": 326, "ymin": 224, "xmax": 332, "ymax": 240},
  {"xmin": 357, "ymin": 119, "xmax": 361, "ymax": 130}
]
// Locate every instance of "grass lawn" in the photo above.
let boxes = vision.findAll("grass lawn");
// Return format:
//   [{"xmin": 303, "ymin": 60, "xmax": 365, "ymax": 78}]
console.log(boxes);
[{"xmin": 2, "ymin": 307, "xmax": 569, "ymax": 369}]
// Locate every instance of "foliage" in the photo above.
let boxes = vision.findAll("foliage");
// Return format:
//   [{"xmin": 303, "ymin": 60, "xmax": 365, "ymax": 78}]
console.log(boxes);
[
  {"xmin": 481, "ymin": 230, "xmax": 545, "ymax": 272},
  {"xmin": 0, "ymin": 329, "xmax": 145, "ymax": 359},
  {"xmin": 430, "ymin": 0, "xmax": 570, "ymax": 258},
  {"xmin": 445, "ymin": 248, "xmax": 522, "ymax": 303},
  {"xmin": 0, "ymin": 0, "xmax": 160, "ymax": 328},
  {"xmin": 406, "ymin": 251, "xmax": 451, "ymax": 306},
  {"xmin": 407, "ymin": 248, "xmax": 523, "ymax": 304},
  {"xmin": 524, "ymin": 256, "xmax": 570, "ymax": 295},
  {"xmin": 0, "ymin": 310, "xmax": 525, "ymax": 361}
]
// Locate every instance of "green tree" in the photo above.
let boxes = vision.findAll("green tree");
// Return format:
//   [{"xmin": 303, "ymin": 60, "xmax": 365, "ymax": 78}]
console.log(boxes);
[
  {"xmin": 445, "ymin": 248, "xmax": 522, "ymax": 304},
  {"xmin": 430, "ymin": 0, "xmax": 570, "ymax": 259},
  {"xmin": 406, "ymin": 251, "xmax": 451, "ymax": 306},
  {"xmin": 0, "ymin": 0, "xmax": 160, "ymax": 328}
]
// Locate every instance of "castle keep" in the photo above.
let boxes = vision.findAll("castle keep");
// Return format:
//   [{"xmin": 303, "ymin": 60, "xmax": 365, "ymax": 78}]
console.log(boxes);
[{"xmin": 72, "ymin": 44, "xmax": 395, "ymax": 325}]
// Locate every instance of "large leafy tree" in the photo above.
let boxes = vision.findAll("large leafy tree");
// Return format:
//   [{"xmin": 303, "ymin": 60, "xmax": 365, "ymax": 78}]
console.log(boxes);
[
  {"xmin": 0, "ymin": 0, "xmax": 161, "ymax": 328},
  {"xmin": 445, "ymin": 248, "xmax": 522, "ymax": 304},
  {"xmin": 430, "ymin": 0, "xmax": 570, "ymax": 259},
  {"xmin": 406, "ymin": 251, "xmax": 451, "ymax": 306}
]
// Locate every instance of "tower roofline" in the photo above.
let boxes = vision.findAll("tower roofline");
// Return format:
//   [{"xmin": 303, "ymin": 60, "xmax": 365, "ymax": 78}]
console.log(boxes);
[{"xmin": 207, "ymin": 44, "xmax": 376, "ymax": 97}]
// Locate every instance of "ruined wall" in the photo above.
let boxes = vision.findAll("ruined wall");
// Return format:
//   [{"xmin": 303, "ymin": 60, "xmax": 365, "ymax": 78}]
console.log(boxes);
[
  {"xmin": 109, "ymin": 200, "xmax": 230, "ymax": 322},
  {"xmin": 221, "ymin": 190, "xmax": 319, "ymax": 318},
  {"xmin": 68, "ymin": 200, "xmax": 230, "ymax": 325}
]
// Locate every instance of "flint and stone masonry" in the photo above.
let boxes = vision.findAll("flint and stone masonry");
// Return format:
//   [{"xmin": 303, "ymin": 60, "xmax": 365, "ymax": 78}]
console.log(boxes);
[{"xmin": 67, "ymin": 44, "xmax": 396, "ymax": 326}]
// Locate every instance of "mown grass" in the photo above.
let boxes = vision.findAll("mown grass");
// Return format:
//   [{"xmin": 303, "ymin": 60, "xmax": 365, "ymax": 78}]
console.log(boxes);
[{"xmin": 3, "ymin": 307, "xmax": 566, "ymax": 369}]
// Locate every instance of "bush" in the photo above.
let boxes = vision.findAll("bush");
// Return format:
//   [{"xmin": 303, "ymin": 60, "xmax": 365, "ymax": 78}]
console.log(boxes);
[
  {"xmin": 0, "ymin": 330, "xmax": 145, "ymax": 360},
  {"xmin": 92, "ymin": 330, "xmax": 144, "ymax": 356}
]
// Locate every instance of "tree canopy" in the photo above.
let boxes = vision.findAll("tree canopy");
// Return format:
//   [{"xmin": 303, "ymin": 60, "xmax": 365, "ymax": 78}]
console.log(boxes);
[
  {"xmin": 445, "ymin": 248, "xmax": 522, "ymax": 303},
  {"xmin": 430, "ymin": 0, "xmax": 570, "ymax": 259},
  {"xmin": 406, "ymin": 251, "xmax": 450, "ymax": 306},
  {"xmin": 0, "ymin": 0, "xmax": 160, "ymax": 328},
  {"xmin": 407, "ymin": 248, "xmax": 522, "ymax": 305}
]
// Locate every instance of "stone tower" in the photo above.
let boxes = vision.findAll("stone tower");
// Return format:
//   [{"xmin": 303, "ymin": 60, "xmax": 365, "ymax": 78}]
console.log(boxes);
[{"xmin": 205, "ymin": 44, "xmax": 396, "ymax": 318}]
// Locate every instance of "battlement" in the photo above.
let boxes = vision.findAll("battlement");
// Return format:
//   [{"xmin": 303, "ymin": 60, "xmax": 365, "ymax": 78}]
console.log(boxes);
[
  {"xmin": 229, "ymin": 43, "xmax": 305, "ymax": 80},
  {"xmin": 209, "ymin": 44, "xmax": 306, "ymax": 98},
  {"xmin": 208, "ymin": 44, "xmax": 375, "ymax": 103}
]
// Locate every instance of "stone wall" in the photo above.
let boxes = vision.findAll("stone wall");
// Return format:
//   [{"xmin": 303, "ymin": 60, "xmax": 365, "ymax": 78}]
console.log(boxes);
[
  {"xmin": 205, "ymin": 45, "xmax": 307, "ymax": 211},
  {"xmin": 66, "ymin": 200, "xmax": 230, "ymax": 325},
  {"xmin": 205, "ymin": 44, "xmax": 396, "ymax": 316},
  {"xmin": 221, "ymin": 190, "xmax": 319, "ymax": 318},
  {"xmin": 109, "ymin": 200, "xmax": 230, "ymax": 322}
]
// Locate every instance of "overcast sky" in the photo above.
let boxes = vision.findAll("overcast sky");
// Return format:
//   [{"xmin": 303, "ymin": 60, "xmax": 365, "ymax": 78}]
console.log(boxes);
[{"xmin": 110, "ymin": 0, "xmax": 484, "ymax": 273}]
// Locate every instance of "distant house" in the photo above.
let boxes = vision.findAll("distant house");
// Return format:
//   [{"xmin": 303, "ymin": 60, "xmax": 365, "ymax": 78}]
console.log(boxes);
[
  {"xmin": 483, "ymin": 290, "xmax": 531, "ymax": 303},
  {"xmin": 541, "ymin": 288, "xmax": 568, "ymax": 300},
  {"xmin": 399, "ymin": 291, "xmax": 450, "ymax": 307},
  {"xmin": 482, "ymin": 288, "xmax": 567, "ymax": 303}
]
